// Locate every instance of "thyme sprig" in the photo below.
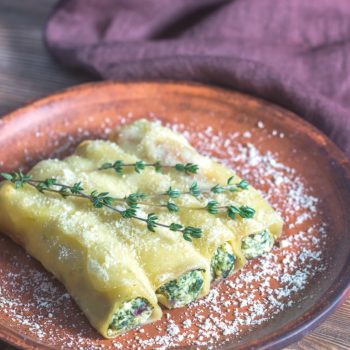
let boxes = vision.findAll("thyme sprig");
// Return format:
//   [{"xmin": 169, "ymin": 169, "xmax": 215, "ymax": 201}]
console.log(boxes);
[
  {"xmin": 108, "ymin": 171, "xmax": 248, "ymax": 200},
  {"xmin": 166, "ymin": 176, "xmax": 249, "ymax": 199},
  {"xmin": 124, "ymin": 195, "xmax": 255, "ymax": 220},
  {"xmin": 99, "ymin": 160, "xmax": 199, "ymax": 175},
  {"xmin": 0, "ymin": 171, "xmax": 202, "ymax": 242}
]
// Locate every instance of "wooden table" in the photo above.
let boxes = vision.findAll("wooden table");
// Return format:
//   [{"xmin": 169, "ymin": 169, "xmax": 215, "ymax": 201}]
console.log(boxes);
[{"xmin": 0, "ymin": 1, "xmax": 348, "ymax": 349}]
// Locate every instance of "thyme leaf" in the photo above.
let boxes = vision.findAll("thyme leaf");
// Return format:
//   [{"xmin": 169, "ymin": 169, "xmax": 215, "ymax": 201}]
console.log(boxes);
[
  {"xmin": 166, "ymin": 186, "xmax": 181, "ymax": 199},
  {"xmin": 189, "ymin": 181, "xmax": 200, "ymax": 197},
  {"xmin": 174, "ymin": 163, "xmax": 199, "ymax": 175},
  {"xmin": 206, "ymin": 200, "xmax": 219, "ymax": 215},
  {"xmin": 166, "ymin": 201, "xmax": 178, "ymax": 213}
]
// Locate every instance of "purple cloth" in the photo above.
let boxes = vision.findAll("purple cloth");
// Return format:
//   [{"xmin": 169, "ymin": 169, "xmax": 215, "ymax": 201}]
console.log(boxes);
[{"xmin": 45, "ymin": 0, "xmax": 350, "ymax": 157}]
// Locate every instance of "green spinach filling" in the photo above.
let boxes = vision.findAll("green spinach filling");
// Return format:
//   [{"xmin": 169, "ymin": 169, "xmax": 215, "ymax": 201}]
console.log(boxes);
[
  {"xmin": 108, "ymin": 297, "xmax": 153, "ymax": 335},
  {"xmin": 241, "ymin": 229, "xmax": 274, "ymax": 259},
  {"xmin": 210, "ymin": 242, "xmax": 235, "ymax": 281},
  {"xmin": 156, "ymin": 269, "xmax": 204, "ymax": 308}
]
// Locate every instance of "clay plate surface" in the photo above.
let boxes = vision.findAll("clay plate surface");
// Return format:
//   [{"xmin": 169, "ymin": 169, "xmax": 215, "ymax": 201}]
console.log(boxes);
[{"xmin": 0, "ymin": 82, "xmax": 349, "ymax": 350}]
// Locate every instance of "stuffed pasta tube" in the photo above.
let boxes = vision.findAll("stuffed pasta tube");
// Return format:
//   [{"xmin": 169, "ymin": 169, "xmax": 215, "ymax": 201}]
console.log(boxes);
[{"xmin": 0, "ymin": 160, "xmax": 162, "ymax": 338}]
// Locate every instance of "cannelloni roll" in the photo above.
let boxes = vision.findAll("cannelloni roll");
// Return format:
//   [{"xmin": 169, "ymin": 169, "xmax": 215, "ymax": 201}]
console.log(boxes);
[{"xmin": 0, "ymin": 162, "xmax": 162, "ymax": 338}]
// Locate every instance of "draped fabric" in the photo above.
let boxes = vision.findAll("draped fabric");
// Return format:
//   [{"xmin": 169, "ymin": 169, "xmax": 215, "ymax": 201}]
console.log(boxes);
[{"xmin": 45, "ymin": 0, "xmax": 350, "ymax": 157}]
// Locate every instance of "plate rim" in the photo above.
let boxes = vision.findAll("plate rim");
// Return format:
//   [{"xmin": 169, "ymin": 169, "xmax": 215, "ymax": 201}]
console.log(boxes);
[{"xmin": 0, "ymin": 80, "xmax": 349, "ymax": 350}]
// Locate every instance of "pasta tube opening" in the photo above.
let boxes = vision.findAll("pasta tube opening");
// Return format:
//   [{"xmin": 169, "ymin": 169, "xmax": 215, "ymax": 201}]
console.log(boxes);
[
  {"xmin": 210, "ymin": 242, "xmax": 236, "ymax": 281},
  {"xmin": 241, "ymin": 229, "xmax": 274, "ymax": 259},
  {"xmin": 156, "ymin": 269, "xmax": 205, "ymax": 308},
  {"xmin": 107, "ymin": 298, "xmax": 153, "ymax": 336}
]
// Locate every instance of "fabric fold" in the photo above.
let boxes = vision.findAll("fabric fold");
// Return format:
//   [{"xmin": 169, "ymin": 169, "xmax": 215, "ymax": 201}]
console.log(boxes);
[{"xmin": 45, "ymin": 0, "xmax": 350, "ymax": 157}]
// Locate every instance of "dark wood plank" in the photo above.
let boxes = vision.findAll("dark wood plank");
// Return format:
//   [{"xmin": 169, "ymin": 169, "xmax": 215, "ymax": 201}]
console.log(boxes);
[
  {"xmin": 0, "ymin": 1, "xmax": 348, "ymax": 349},
  {"xmin": 285, "ymin": 298, "xmax": 350, "ymax": 350},
  {"xmin": 0, "ymin": 0, "xmax": 90, "ymax": 117}
]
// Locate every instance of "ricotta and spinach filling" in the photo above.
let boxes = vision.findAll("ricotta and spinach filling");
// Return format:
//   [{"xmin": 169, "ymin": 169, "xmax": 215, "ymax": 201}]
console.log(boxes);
[
  {"xmin": 107, "ymin": 298, "xmax": 153, "ymax": 336},
  {"xmin": 210, "ymin": 242, "xmax": 235, "ymax": 281},
  {"xmin": 241, "ymin": 229, "xmax": 274, "ymax": 259},
  {"xmin": 156, "ymin": 269, "xmax": 204, "ymax": 308}
]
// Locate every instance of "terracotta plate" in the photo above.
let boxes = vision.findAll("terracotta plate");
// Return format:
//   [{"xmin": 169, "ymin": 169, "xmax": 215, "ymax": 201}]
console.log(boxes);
[{"xmin": 0, "ymin": 82, "xmax": 349, "ymax": 350}]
